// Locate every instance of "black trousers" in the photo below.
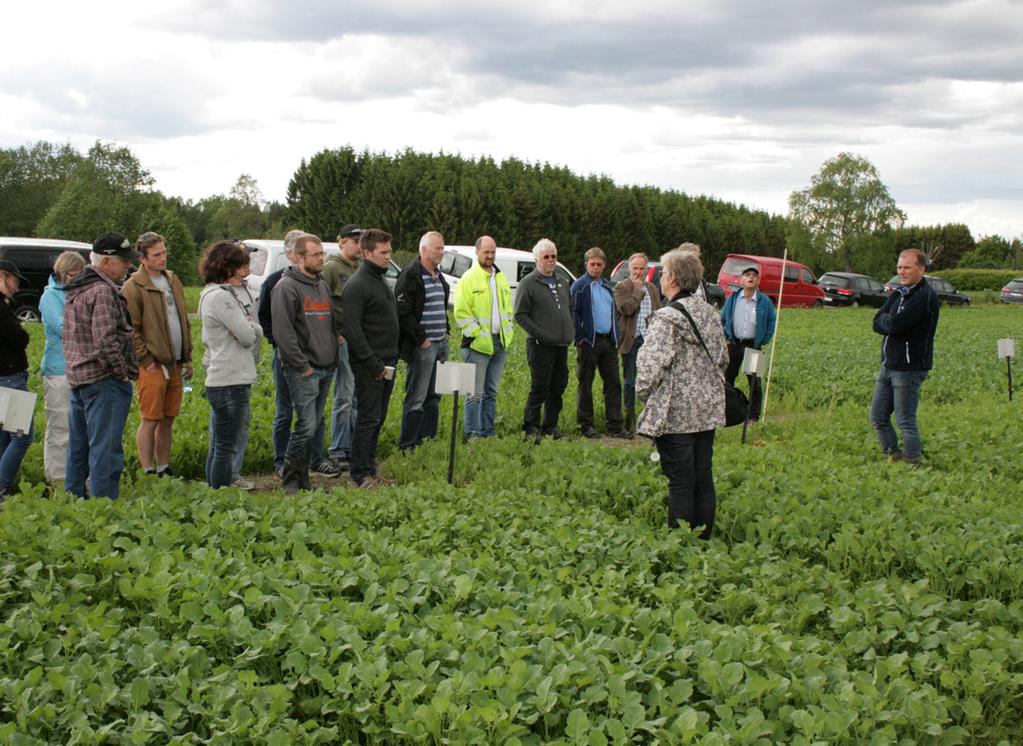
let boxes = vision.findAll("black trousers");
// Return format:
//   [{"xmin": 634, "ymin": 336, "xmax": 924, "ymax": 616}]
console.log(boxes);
[
  {"xmin": 576, "ymin": 334, "xmax": 624, "ymax": 431},
  {"xmin": 656, "ymin": 430, "xmax": 716, "ymax": 538},
  {"xmin": 522, "ymin": 341, "xmax": 568, "ymax": 431},
  {"xmin": 726, "ymin": 339, "xmax": 763, "ymax": 419},
  {"xmin": 350, "ymin": 360, "xmax": 396, "ymax": 483}
]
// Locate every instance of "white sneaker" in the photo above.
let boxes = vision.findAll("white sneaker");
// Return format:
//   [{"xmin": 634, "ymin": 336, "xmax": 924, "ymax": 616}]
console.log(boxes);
[{"xmin": 232, "ymin": 478, "xmax": 256, "ymax": 491}]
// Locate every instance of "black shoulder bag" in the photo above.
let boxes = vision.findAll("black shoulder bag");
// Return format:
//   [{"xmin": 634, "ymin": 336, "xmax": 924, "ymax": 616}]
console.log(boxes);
[{"xmin": 670, "ymin": 301, "xmax": 748, "ymax": 427}]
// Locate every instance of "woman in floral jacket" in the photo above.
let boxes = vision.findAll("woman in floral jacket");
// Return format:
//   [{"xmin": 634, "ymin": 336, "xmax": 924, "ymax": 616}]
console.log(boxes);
[{"xmin": 636, "ymin": 249, "xmax": 727, "ymax": 537}]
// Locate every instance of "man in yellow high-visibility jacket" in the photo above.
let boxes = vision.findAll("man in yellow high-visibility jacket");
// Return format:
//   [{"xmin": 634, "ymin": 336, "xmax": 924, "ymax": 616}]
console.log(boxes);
[{"xmin": 453, "ymin": 235, "xmax": 515, "ymax": 439}]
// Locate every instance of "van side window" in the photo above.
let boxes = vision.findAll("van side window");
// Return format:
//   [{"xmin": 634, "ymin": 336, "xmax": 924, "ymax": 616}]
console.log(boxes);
[
  {"xmin": 784, "ymin": 266, "xmax": 798, "ymax": 282},
  {"xmin": 554, "ymin": 266, "xmax": 573, "ymax": 286},
  {"xmin": 518, "ymin": 262, "xmax": 536, "ymax": 282},
  {"xmin": 5, "ymin": 248, "xmax": 47, "ymax": 270},
  {"xmin": 249, "ymin": 248, "xmax": 267, "ymax": 276},
  {"xmin": 800, "ymin": 268, "xmax": 816, "ymax": 284}
]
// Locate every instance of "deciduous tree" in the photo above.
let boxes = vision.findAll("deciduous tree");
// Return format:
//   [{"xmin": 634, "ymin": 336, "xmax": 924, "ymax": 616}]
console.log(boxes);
[{"xmin": 788, "ymin": 152, "xmax": 906, "ymax": 273}]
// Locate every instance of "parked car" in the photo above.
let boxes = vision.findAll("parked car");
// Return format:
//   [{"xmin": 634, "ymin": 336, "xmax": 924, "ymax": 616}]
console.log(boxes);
[
  {"xmin": 816, "ymin": 272, "xmax": 888, "ymax": 308},
  {"xmin": 0, "ymin": 237, "xmax": 93, "ymax": 322},
  {"xmin": 244, "ymin": 239, "xmax": 401, "ymax": 301},
  {"xmin": 439, "ymin": 246, "xmax": 575, "ymax": 307},
  {"xmin": 609, "ymin": 259, "xmax": 724, "ymax": 308},
  {"xmin": 1000, "ymin": 278, "xmax": 1023, "ymax": 305},
  {"xmin": 883, "ymin": 275, "xmax": 970, "ymax": 306},
  {"xmin": 717, "ymin": 254, "xmax": 826, "ymax": 308}
]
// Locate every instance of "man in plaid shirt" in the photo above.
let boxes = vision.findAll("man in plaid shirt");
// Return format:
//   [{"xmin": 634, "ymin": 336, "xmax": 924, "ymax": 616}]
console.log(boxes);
[{"xmin": 63, "ymin": 231, "xmax": 140, "ymax": 499}]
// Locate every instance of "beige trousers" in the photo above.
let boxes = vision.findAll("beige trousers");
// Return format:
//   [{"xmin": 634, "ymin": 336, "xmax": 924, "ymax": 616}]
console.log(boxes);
[{"xmin": 43, "ymin": 375, "xmax": 70, "ymax": 483}]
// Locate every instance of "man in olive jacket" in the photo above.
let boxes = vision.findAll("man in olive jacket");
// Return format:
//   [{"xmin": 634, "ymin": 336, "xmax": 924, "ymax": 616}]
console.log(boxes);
[
  {"xmin": 513, "ymin": 238, "xmax": 574, "ymax": 442},
  {"xmin": 121, "ymin": 232, "xmax": 192, "ymax": 476}
]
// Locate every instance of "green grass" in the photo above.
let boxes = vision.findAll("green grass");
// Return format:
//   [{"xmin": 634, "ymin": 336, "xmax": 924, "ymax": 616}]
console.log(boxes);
[{"xmin": 2, "ymin": 305, "xmax": 1022, "ymax": 743}]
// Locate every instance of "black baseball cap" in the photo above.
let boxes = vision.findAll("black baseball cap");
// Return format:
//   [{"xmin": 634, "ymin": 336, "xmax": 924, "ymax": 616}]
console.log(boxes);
[
  {"xmin": 92, "ymin": 231, "xmax": 141, "ymax": 260},
  {"xmin": 0, "ymin": 259, "xmax": 27, "ymax": 284},
  {"xmin": 337, "ymin": 224, "xmax": 363, "ymax": 240},
  {"xmin": 741, "ymin": 265, "xmax": 760, "ymax": 275}
]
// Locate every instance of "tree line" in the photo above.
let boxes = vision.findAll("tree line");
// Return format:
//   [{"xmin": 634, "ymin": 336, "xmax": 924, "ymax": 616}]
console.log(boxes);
[{"xmin": 2, "ymin": 141, "xmax": 1019, "ymax": 285}]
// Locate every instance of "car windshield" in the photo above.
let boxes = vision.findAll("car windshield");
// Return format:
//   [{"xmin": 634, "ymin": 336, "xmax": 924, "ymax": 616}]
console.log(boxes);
[
  {"xmin": 1008, "ymin": 279, "xmax": 1023, "ymax": 289},
  {"xmin": 439, "ymin": 251, "xmax": 472, "ymax": 279},
  {"xmin": 721, "ymin": 257, "xmax": 755, "ymax": 276}
]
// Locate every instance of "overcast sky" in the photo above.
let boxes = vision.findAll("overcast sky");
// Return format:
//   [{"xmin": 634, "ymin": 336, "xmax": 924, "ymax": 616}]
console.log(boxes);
[{"xmin": 3, "ymin": 0, "xmax": 1021, "ymax": 240}]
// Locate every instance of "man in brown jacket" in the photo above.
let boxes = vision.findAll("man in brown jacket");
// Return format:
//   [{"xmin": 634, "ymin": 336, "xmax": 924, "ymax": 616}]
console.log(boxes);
[
  {"xmin": 614, "ymin": 252, "xmax": 662, "ymax": 433},
  {"xmin": 121, "ymin": 232, "xmax": 192, "ymax": 476}
]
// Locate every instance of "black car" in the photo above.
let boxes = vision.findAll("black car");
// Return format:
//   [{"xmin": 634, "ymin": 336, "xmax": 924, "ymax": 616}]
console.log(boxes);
[
  {"xmin": 884, "ymin": 275, "xmax": 970, "ymax": 306},
  {"xmin": 817, "ymin": 272, "xmax": 888, "ymax": 307},
  {"xmin": 1000, "ymin": 278, "xmax": 1023, "ymax": 305},
  {"xmin": 0, "ymin": 237, "xmax": 94, "ymax": 321},
  {"xmin": 610, "ymin": 259, "xmax": 725, "ymax": 308}
]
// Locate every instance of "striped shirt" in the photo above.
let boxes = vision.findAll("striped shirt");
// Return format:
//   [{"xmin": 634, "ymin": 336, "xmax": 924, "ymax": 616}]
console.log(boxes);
[
  {"xmin": 636, "ymin": 287, "xmax": 652, "ymax": 338},
  {"xmin": 421, "ymin": 269, "xmax": 447, "ymax": 341}
]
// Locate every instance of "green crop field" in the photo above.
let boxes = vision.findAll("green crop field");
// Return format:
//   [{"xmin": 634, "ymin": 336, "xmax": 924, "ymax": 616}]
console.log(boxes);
[{"xmin": 2, "ymin": 305, "xmax": 1021, "ymax": 744}]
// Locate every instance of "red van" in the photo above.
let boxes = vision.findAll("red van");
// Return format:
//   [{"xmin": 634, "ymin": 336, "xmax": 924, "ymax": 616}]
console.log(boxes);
[{"xmin": 717, "ymin": 254, "xmax": 826, "ymax": 308}]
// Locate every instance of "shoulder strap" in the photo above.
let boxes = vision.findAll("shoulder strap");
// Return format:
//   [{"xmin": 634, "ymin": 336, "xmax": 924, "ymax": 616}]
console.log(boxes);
[{"xmin": 669, "ymin": 300, "xmax": 725, "ymax": 383}]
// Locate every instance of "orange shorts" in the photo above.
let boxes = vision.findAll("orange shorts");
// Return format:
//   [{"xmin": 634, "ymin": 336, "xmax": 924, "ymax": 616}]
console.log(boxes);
[{"xmin": 137, "ymin": 363, "xmax": 184, "ymax": 420}]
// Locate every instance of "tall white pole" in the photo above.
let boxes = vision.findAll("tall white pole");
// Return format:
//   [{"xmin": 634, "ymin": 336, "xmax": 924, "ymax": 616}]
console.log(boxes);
[{"xmin": 762, "ymin": 249, "xmax": 787, "ymax": 418}]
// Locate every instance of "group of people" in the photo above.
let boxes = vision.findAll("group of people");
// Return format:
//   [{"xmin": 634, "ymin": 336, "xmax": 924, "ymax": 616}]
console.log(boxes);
[{"xmin": 0, "ymin": 227, "xmax": 938, "ymax": 539}]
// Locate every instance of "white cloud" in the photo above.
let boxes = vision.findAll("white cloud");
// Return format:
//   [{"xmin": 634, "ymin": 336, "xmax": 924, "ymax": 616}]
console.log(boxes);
[{"xmin": 0, "ymin": 0, "xmax": 1021, "ymax": 242}]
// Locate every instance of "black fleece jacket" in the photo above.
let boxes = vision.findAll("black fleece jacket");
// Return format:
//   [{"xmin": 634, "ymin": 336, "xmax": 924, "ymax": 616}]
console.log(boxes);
[
  {"xmin": 873, "ymin": 278, "xmax": 940, "ymax": 371},
  {"xmin": 340, "ymin": 260, "xmax": 399, "ymax": 376}
]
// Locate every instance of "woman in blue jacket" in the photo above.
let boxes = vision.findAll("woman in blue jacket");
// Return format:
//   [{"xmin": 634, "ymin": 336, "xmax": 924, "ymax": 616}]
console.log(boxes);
[{"xmin": 39, "ymin": 251, "xmax": 86, "ymax": 483}]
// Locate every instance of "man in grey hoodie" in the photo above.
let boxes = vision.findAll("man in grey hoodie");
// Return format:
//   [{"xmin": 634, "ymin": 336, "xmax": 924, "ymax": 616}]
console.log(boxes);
[{"xmin": 271, "ymin": 233, "xmax": 338, "ymax": 492}]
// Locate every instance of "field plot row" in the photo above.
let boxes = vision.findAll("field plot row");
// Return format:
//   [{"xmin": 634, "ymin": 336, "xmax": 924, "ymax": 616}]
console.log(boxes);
[
  {"xmin": 2, "ymin": 306, "xmax": 1021, "ymax": 743},
  {"xmin": 3, "ymin": 396, "xmax": 1022, "ymax": 744}
]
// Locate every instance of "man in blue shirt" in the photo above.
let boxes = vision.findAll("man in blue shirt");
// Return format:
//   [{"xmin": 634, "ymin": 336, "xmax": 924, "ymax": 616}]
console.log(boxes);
[
  {"xmin": 720, "ymin": 265, "xmax": 777, "ymax": 421},
  {"xmin": 571, "ymin": 247, "xmax": 629, "ymax": 439}
]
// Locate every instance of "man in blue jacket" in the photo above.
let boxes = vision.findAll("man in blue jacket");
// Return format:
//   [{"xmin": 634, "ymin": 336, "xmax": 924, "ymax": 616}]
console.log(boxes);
[
  {"xmin": 720, "ymin": 265, "xmax": 776, "ymax": 421},
  {"xmin": 571, "ymin": 247, "xmax": 628, "ymax": 439},
  {"xmin": 869, "ymin": 249, "xmax": 939, "ymax": 466}
]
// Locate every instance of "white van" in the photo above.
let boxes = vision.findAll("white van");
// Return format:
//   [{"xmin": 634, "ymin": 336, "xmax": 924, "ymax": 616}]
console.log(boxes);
[
  {"xmin": 244, "ymin": 239, "xmax": 400, "ymax": 300},
  {"xmin": 438, "ymin": 245, "xmax": 576, "ymax": 307}
]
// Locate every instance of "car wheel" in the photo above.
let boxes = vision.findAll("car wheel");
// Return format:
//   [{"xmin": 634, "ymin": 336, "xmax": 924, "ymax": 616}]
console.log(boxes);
[
  {"xmin": 811, "ymin": 300, "xmax": 823, "ymax": 308},
  {"xmin": 851, "ymin": 299, "xmax": 859, "ymax": 308},
  {"xmin": 14, "ymin": 305, "xmax": 41, "ymax": 323}
]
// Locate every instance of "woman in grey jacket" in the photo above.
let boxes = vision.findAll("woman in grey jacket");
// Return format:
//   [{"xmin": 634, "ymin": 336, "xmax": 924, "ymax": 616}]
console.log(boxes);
[
  {"xmin": 636, "ymin": 250, "xmax": 727, "ymax": 537},
  {"xmin": 197, "ymin": 241, "xmax": 262, "ymax": 489}
]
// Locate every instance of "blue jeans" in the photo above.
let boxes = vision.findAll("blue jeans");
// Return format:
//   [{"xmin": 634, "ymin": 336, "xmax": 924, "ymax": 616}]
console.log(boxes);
[
  {"xmin": 0, "ymin": 371, "xmax": 34, "ymax": 495},
  {"xmin": 205, "ymin": 384, "xmax": 251, "ymax": 488},
  {"xmin": 284, "ymin": 367, "xmax": 334, "ymax": 462},
  {"xmin": 66, "ymin": 378, "xmax": 133, "ymax": 499},
  {"xmin": 620, "ymin": 334, "xmax": 644, "ymax": 410},
  {"xmin": 272, "ymin": 349, "xmax": 327, "ymax": 469},
  {"xmin": 870, "ymin": 367, "xmax": 928, "ymax": 459},
  {"xmin": 329, "ymin": 340, "xmax": 358, "ymax": 460},
  {"xmin": 462, "ymin": 338, "xmax": 507, "ymax": 437},
  {"xmin": 399, "ymin": 338, "xmax": 449, "ymax": 451},
  {"xmin": 655, "ymin": 430, "xmax": 716, "ymax": 538}
]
